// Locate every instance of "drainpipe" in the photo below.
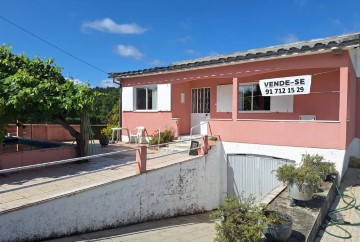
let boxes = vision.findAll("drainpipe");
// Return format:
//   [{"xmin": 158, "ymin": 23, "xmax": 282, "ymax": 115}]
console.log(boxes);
[{"xmin": 113, "ymin": 77, "xmax": 122, "ymax": 142}]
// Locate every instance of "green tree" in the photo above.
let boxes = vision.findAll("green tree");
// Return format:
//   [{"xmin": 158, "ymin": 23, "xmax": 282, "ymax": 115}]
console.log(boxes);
[
  {"xmin": 92, "ymin": 87, "xmax": 119, "ymax": 124},
  {"xmin": 0, "ymin": 45, "xmax": 98, "ymax": 157},
  {"xmin": 0, "ymin": 97, "xmax": 6, "ymax": 139}
]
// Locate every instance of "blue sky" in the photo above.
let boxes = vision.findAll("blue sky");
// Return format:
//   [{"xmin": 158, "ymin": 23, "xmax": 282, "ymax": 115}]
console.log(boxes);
[{"xmin": 1, "ymin": 0, "xmax": 360, "ymax": 87}]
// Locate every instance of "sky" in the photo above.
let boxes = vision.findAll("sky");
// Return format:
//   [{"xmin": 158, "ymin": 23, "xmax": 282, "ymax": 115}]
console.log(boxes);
[{"xmin": 1, "ymin": 0, "xmax": 360, "ymax": 88}]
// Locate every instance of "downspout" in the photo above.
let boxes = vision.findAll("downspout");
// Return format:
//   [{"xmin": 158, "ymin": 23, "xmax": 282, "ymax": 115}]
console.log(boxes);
[{"xmin": 112, "ymin": 77, "xmax": 122, "ymax": 141}]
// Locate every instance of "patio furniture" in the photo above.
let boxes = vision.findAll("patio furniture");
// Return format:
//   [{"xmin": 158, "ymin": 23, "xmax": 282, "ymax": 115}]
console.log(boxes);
[
  {"xmin": 130, "ymin": 126, "xmax": 146, "ymax": 144},
  {"xmin": 111, "ymin": 127, "xmax": 130, "ymax": 143}
]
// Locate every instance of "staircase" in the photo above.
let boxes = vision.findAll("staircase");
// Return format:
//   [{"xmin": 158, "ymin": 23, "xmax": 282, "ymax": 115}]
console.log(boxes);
[{"xmin": 160, "ymin": 135, "xmax": 202, "ymax": 153}]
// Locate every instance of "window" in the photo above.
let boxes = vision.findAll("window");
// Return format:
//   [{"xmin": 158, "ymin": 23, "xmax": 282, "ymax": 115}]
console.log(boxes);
[
  {"xmin": 135, "ymin": 86, "xmax": 157, "ymax": 110},
  {"xmin": 239, "ymin": 84, "xmax": 270, "ymax": 111},
  {"xmin": 192, "ymin": 88, "xmax": 210, "ymax": 113}
]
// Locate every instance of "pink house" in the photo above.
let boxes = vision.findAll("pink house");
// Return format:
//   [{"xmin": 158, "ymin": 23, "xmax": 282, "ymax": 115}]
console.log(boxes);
[{"xmin": 109, "ymin": 33, "xmax": 360, "ymax": 180}]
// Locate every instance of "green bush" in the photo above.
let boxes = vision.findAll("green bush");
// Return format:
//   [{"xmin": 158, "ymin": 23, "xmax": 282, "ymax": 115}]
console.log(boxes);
[
  {"xmin": 275, "ymin": 162, "xmax": 323, "ymax": 192},
  {"xmin": 210, "ymin": 195, "xmax": 266, "ymax": 242},
  {"xmin": 100, "ymin": 124, "xmax": 116, "ymax": 138},
  {"xmin": 148, "ymin": 128, "xmax": 174, "ymax": 145},
  {"xmin": 301, "ymin": 154, "xmax": 336, "ymax": 177}
]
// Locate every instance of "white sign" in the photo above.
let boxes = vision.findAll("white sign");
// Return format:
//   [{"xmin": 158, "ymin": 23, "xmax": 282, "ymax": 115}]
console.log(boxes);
[{"xmin": 259, "ymin": 75, "xmax": 312, "ymax": 96}]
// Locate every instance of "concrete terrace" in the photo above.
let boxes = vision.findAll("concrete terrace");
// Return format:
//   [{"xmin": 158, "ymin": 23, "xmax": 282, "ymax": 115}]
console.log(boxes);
[{"xmin": 0, "ymin": 142, "xmax": 195, "ymax": 214}]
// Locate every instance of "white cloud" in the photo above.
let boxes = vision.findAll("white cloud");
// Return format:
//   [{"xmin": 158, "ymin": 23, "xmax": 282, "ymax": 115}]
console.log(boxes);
[
  {"xmin": 115, "ymin": 45, "xmax": 144, "ymax": 60},
  {"xmin": 331, "ymin": 19, "xmax": 342, "ymax": 26},
  {"xmin": 185, "ymin": 49, "xmax": 199, "ymax": 55},
  {"xmin": 100, "ymin": 79, "xmax": 118, "ymax": 88},
  {"xmin": 209, "ymin": 51, "xmax": 219, "ymax": 56},
  {"xmin": 68, "ymin": 78, "xmax": 86, "ymax": 85},
  {"xmin": 148, "ymin": 59, "xmax": 165, "ymax": 66},
  {"xmin": 82, "ymin": 18, "xmax": 146, "ymax": 34},
  {"xmin": 279, "ymin": 34, "xmax": 299, "ymax": 44}
]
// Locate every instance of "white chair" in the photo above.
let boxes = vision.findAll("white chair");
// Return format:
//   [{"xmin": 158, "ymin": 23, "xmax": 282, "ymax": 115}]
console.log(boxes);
[
  {"xmin": 130, "ymin": 126, "xmax": 145, "ymax": 144},
  {"xmin": 299, "ymin": 115, "xmax": 316, "ymax": 120}
]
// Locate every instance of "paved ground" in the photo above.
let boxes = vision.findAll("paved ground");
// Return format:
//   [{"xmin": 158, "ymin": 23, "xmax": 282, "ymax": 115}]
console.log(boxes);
[
  {"xmin": 315, "ymin": 167, "xmax": 360, "ymax": 242},
  {"xmin": 48, "ymin": 212, "xmax": 217, "ymax": 242},
  {"xmin": 48, "ymin": 168, "xmax": 360, "ymax": 242},
  {"xmin": 0, "ymin": 142, "xmax": 194, "ymax": 214}
]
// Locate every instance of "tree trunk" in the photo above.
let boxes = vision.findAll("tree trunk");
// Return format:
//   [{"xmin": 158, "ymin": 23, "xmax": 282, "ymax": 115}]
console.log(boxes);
[{"xmin": 53, "ymin": 115, "xmax": 85, "ymax": 158}]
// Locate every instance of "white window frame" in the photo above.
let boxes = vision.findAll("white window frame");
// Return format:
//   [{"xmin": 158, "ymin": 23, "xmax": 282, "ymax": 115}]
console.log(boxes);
[
  {"xmin": 134, "ymin": 85, "xmax": 158, "ymax": 111},
  {"xmin": 239, "ymin": 83, "xmax": 271, "ymax": 113}
]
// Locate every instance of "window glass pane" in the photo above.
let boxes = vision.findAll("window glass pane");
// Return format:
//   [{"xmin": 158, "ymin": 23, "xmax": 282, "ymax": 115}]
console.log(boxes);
[
  {"xmin": 192, "ymin": 89, "xmax": 197, "ymax": 113},
  {"xmin": 147, "ymin": 86, "xmax": 157, "ymax": 110},
  {"xmin": 205, "ymin": 88, "xmax": 210, "ymax": 113},
  {"xmin": 136, "ymin": 88, "xmax": 147, "ymax": 110},
  {"xmin": 135, "ymin": 86, "xmax": 157, "ymax": 110},
  {"xmin": 239, "ymin": 85, "xmax": 252, "ymax": 111},
  {"xmin": 253, "ymin": 85, "xmax": 270, "ymax": 111}
]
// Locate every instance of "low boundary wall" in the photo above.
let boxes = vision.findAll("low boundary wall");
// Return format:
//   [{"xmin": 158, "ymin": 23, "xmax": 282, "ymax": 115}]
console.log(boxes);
[
  {"xmin": 6, "ymin": 124, "xmax": 106, "ymax": 141},
  {"xmin": 0, "ymin": 147, "xmax": 225, "ymax": 241},
  {"xmin": 0, "ymin": 146, "xmax": 77, "ymax": 170}
]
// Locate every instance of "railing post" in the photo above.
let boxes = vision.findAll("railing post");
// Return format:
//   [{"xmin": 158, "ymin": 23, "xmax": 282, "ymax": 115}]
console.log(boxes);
[
  {"xmin": 136, "ymin": 144, "xmax": 147, "ymax": 174},
  {"xmin": 199, "ymin": 135, "xmax": 208, "ymax": 155}
]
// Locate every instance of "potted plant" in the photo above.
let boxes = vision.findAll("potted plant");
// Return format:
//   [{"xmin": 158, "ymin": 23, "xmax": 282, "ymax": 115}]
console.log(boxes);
[
  {"xmin": 263, "ymin": 209, "xmax": 293, "ymax": 241},
  {"xmin": 209, "ymin": 135, "xmax": 218, "ymax": 146},
  {"xmin": 301, "ymin": 154, "xmax": 336, "ymax": 180},
  {"xmin": 210, "ymin": 195, "xmax": 266, "ymax": 242},
  {"xmin": 275, "ymin": 163, "xmax": 323, "ymax": 204},
  {"xmin": 99, "ymin": 126, "xmax": 112, "ymax": 147}
]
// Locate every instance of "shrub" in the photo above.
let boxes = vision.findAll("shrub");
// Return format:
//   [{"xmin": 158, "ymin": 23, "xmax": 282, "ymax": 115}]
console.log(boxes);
[
  {"xmin": 275, "ymin": 163, "xmax": 323, "ymax": 191},
  {"xmin": 100, "ymin": 124, "xmax": 116, "ymax": 138},
  {"xmin": 148, "ymin": 128, "xmax": 174, "ymax": 145},
  {"xmin": 210, "ymin": 195, "xmax": 266, "ymax": 242},
  {"xmin": 301, "ymin": 154, "xmax": 336, "ymax": 177}
]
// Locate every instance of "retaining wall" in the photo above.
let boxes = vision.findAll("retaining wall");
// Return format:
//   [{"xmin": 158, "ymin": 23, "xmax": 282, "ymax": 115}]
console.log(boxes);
[
  {"xmin": 0, "ymin": 146, "xmax": 77, "ymax": 170},
  {"xmin": 0, "ymin": 146, "xmax": 225, "ymax": 241}
]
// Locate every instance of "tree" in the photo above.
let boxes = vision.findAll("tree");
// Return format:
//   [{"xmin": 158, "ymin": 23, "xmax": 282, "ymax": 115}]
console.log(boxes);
[
  {"xmin": 0, "ymin": 45, "xmax": 98, "ymax": 157},
  {"xmin": 0, "ymin": 97, "xmax": 6, "ymax": 139}
]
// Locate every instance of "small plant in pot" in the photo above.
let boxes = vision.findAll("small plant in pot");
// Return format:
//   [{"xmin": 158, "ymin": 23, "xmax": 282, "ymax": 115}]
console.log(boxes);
[
  {"xmin": 301, "ymin": 154, "xmax": 336, "ymax": 181},
  {"xmin": 99, "ymin": 126, "xmax": 112, "ymax": 147},
  {"xmin": 275, "ymin": 163, "xmax": 323, "ymax": 205},
  {"xmin": 210, "ymin": 195, "xmax": 266, "ymax": 242},
  {"xmin": 263, "ymin": 208, "xmax": 293, "ymax": 241}
]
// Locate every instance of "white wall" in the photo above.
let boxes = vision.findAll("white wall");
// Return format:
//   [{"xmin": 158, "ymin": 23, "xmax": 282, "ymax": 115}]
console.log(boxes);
[
  {"xmin": 221, "ymin": 140, "xmax": 360, "ymax": 181},
  {"xmin": 0, "ymin": 148, "xmax": 225, "ymax": 242}
]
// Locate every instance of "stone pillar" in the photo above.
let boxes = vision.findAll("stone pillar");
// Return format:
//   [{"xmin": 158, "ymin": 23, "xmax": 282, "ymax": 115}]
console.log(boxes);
[
  {"xmin": 136, "ymin": 145, "xmax": 147, "ymax": 174},
  {"xmin": 199, "ymin": 135, "xmax": 208, "ymax": 155},
  {"xmin": 339, "ymin": 67, "xmax": 349, "ymax": 149}
]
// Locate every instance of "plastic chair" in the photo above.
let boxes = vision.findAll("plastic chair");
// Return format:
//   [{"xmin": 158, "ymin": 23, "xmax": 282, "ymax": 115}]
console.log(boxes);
[{"xmin": 130, "ymin": 126, "xmax": 145, "ymax": 144}]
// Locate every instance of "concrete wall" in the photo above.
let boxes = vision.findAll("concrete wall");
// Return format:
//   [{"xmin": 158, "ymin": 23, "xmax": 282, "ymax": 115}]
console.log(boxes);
[
  {"xmin": 221, "ymin": 139, "xmax": 360, "ymax": 181},
  {"xmin": 0, "ymin": 146, "xmax": 77, "ymax": 169},
  {"xmin": 7, "ymin": 124, "xmax": 81, "ymax": 141},
  {"xmin": 0, "ymin": 147, "xmax": 226, "ymax": 242}
]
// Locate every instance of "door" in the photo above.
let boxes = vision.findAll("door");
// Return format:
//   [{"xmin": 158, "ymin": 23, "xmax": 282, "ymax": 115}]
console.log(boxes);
[
  {"xmin": 191, "ymin": 88, "xmax": 210, "ymax": 135},
  {"xmin": 227, "ymin": 154, "xmax": 295, "ymax": 202}
]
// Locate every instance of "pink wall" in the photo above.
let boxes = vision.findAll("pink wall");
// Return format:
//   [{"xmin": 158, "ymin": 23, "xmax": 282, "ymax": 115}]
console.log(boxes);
[
  {"xmin": 7, "ymin": 124, "xmax": 80, "ymax": 141},
  {"xmin": 120, "ymin": 51, "xmax": 356, "ymax": 148},
  {"xmin": 122, "ymin": 112, "xmax": 173, "ymax": 137},
  {"xmin": 0, "ymin": 146, "xmax": 77, "ymax": 170},
  {"xmin": 121, "ymin": 53, "xmax": 349, "ymax": 87},
  {"xmin": 172, "ymin": 82, "xmax": 191, "ymax": 134},
  {"xmin": 209, "ymin": 120, "xmax": 343, "ymax": 149}
]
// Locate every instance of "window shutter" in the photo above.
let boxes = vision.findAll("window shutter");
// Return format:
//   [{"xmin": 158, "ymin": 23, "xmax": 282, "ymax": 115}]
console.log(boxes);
[
  {"xmin": 270, "ymin": 95, "xmax": 294, "ymax": 112},
  {"xmin": 122, "ymin": 87, "xmax": 134, "ymax": 111},
  {"xmin": 216, "ymin": 84, "xmax": 233, "ymax": 112},
  {"xmin": 157, "ymin": 84, "xmax": 171, "ymax": 111}
]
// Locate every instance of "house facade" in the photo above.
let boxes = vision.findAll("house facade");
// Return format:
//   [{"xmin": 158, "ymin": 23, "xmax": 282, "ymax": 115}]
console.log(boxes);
[{"xmin": 109, "ymin": 33, "xmax": 360, "ymax": 180}]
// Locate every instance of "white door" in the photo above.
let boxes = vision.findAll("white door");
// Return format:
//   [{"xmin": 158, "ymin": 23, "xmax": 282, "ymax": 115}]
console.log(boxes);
[{"xmin": 191, "ymin": 88, "xmax": 210, "ymax": 135}]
